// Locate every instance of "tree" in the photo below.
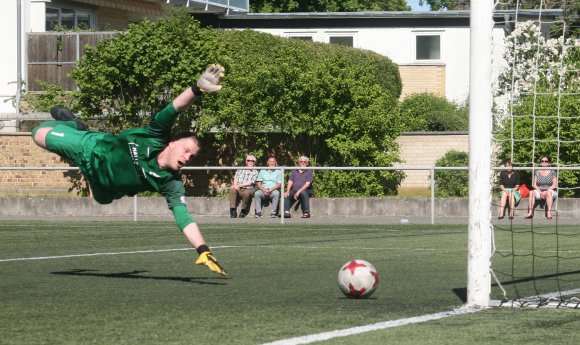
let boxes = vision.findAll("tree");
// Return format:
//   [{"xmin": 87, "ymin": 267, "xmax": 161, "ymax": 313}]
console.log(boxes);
[
  {"xmin": 420, "ymin": 0, "xmax": 578, "ymax": 19},
  {"xmin": 251, "ymin": 0, "xmax": 409, "ymax": 12},
  {"xmin": 418, "ymin": 0, "xmax": 468, "ymax": 10}
]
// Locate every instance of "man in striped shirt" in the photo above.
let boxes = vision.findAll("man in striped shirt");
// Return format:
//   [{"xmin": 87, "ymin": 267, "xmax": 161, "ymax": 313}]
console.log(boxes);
[{"xmin": 229, "ymin": 155, "xmax": 259, "ymax": 218}]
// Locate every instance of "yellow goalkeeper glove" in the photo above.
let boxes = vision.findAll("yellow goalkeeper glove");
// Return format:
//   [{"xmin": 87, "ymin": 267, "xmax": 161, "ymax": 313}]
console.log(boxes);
[{"xmin": 195, "ymin": 250, "xmax": 228, "ymax": 276}]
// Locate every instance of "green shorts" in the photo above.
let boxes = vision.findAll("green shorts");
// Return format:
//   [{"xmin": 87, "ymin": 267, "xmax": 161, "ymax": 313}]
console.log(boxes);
[
  {"xmin": 44, "ymin": 125, "xmax": 118, "ymax": 204},
  {"xmin": 44, "ymin": 124, "xmax": 88, "ymax": 166}
]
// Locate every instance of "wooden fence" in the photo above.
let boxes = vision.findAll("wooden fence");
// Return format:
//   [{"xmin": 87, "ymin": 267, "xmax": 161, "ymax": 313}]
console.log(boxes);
[{"xmin": 27, "ymin": 32, "xmax": 115, "ymax": 91}]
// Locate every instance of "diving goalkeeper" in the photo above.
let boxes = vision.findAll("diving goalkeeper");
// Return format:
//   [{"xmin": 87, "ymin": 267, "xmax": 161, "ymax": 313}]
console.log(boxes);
[{"xmin": 31, "ymin": 64, "xmax": 227, "ymax": 276}]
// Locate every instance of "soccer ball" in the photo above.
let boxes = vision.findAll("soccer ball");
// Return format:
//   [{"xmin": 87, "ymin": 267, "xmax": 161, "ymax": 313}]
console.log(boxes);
[{"xmin": 338, "ymin": 259, "xmax": 379, "ymax": 299}]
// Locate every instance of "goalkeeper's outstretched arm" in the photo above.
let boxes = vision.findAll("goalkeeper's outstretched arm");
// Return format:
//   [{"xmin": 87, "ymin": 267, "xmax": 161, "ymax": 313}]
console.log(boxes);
[
  {"xmin": 173, "ymin": 64, "xmax": 225, "ymax": 112},
  {"xmin": 182, "ymin": 222, "xmax": 228, "ymax": 276}
]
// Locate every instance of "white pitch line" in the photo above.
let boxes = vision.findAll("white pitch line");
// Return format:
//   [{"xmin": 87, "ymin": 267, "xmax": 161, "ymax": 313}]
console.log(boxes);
[
  {"xmin": 0, "ymin": 245, "xmax": 242, "ymax": 263},
  {"xmin": 0, "ymin": 244, "xmax": 459, "ymax": 263},
  {"xmin": 261, "ymin": 306, "xmax": 483, "ymax": 345}
]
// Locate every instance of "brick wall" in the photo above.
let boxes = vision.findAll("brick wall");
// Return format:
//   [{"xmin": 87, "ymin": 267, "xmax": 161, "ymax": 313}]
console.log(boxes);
[
  {"xmin": 0, "ymin": 132, "xmax": 469, "ymax": 196},
  {"xmin": 0, "ymin": 133, "xmax": 80, "ymax": 196},
  {"xmin": 398, "ymin": 65, "xmax": 446, "ymax": 98},
  {"xmin": 395, "ymin": 132, "xmax": 468, "ymax": 194}
]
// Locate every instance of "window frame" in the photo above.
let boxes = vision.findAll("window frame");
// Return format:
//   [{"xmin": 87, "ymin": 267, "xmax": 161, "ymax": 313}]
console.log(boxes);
[
  {"xmin": 284, "ymin": 32, "xmax": 316, "ymax": 41},
  {"xmin": 413, "ymin": 31, "xmax": 444, "ymax": 63},
  {"xmin": 325, "ymin": 31, "xmax": 357, "ymax": 48},
  {"xmin": 46, "ymin": 4, "xmax": 95, "ymax": 30}
]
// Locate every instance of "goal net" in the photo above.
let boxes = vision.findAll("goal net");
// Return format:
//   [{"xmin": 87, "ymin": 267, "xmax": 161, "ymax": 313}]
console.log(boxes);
[{"xmin": 488, "ymin": 0, "xmax": 580, "ymax": 307}]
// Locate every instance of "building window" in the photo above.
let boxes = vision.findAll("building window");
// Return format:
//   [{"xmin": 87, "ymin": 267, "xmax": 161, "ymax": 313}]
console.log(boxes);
[
  {"xmin": 285, "ymin": 32, "xmax": 315, "ymax": 41},
  {"xmin": 325, "ymin": 32, "xmax": 357, "ymax": 47},
  {"xmin": 415, "ymin": 34, "xmax": 441, "ymax": 61},
  {"xmin": 288, "ymin": 36, "xmax": 313, "ymax": 41},
  {"xmin": 46, "ymin": 6, "xmax": 94, "ymax": 30},
  {"xmin": 329, "ymin": 36, "xmax": 354, "ymax": 47}
]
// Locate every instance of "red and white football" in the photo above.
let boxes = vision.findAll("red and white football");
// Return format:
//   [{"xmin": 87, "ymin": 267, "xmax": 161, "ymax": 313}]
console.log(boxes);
[{"xmin": 338, "ymin": 259, "xmax": 379, "ymax": 298}]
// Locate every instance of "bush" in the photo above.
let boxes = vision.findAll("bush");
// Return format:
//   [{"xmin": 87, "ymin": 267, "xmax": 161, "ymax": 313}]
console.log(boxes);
[
  {"xmin": 399, "ymin": 93, "xmax": 468, "ymax": 132},
  {"xmin": 432, "ymin": 150, "xmax": 469, "ymax": 197}
]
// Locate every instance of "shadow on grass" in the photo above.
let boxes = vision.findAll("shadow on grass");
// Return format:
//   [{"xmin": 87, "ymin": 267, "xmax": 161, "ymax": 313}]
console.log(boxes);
[
  {"xmin": 452, "ymin": 269, "xmax": 580, "ymax": 302},
  {"xmin": 51, "ymin": 269, "xmax": 228, "ymax": 285}
]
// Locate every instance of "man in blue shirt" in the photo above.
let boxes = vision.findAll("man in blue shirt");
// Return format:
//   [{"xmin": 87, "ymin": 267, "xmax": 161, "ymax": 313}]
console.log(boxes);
[{"xmin": 254, "ymin": 156, "xmax": 283, "ymax": 218}]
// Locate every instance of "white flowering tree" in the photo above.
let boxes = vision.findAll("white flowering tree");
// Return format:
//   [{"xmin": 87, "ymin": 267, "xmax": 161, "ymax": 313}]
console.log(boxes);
[{"xmin": 496, "ymin": 20, "xmax": 575, "ymax": 100}]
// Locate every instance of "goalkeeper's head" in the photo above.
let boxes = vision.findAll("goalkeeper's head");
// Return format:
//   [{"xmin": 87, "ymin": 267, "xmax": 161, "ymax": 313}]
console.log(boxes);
[{"xmin": 159, "ymin": 131, "xmax": 200, "ymax": 171}]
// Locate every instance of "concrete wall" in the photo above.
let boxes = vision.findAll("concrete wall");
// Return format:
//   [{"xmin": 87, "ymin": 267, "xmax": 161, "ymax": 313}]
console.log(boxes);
[{"xmin": 1, "ymin": 197, "xmax": 578, "ymax": 220}]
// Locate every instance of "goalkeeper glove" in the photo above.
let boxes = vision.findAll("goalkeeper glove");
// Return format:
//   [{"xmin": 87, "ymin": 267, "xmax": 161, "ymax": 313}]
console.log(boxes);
[
  {"xmin": 195, "ymin": 64, "xmax": 225, "ymax": 93},
  {"xmin": 196, "ymin": 250, "xmax": 228, "ymax": 276}
]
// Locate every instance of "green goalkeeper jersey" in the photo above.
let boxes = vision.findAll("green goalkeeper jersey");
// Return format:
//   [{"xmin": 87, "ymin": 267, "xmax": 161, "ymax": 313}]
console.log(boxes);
[{"xmin": 82, "ymin": 103, "xmax": 186, "ymax": 210}]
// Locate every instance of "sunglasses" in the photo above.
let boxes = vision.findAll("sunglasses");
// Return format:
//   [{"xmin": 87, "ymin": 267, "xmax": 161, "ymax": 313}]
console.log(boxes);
[
  {"xmin": 540, "ymin": 160, "xmax": 549, "ymax": 163},
  {"xmin": 246, "ymin": 160, "xmax": 256, "ymax": 162},
  {"xmin": 299, "ymin": 160, "xmax": 308, "ymax": 163}
]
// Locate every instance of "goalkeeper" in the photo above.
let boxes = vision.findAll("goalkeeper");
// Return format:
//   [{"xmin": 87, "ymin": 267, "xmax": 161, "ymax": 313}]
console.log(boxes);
[{"xmin": 31, "ymin": 64, "xmax": 227, "ymax": 276}]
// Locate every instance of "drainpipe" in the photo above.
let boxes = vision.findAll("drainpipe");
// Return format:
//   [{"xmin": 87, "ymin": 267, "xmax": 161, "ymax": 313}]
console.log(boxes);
[{"xmin": 16, "ymin": 0, "xmax": 22, "ymax": 126}]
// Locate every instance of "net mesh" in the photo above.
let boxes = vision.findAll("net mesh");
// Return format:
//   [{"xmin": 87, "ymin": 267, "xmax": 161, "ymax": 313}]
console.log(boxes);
[{"xmin": 490, "ymin": 0, "xmax": 580, "ymax": 307}]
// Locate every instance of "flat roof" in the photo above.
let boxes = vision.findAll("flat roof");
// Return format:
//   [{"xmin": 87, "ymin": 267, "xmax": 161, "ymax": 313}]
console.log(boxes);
[{"xmin": 222, "ymin": 9, "xmax": 563, "ymax": 20}]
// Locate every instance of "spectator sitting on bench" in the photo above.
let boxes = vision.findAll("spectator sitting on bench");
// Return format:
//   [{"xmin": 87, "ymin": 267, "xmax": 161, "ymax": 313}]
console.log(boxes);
[
  {"xmin": 229, "ymin": 155, "xmax": 258, "ymax": 218},
  {"xmin": 283, "ymin": 156, "xmax": 314, "ymax": 219},
  {"xmin": 525, "ymin": 155, "xmax": 558, "ymax": 220},
  {"xmin": 254, "ymin": 156, "xmax": 282, "ymax": 218}
]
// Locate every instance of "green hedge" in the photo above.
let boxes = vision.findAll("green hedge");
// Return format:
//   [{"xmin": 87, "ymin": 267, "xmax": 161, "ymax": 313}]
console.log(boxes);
[
  {"xmin": 399, "ymin": 93, "xmax": 468, "ymax": 132},
  {"xmin": 432, "ymin": 150, "xmax": 469, "ymax": 197}
]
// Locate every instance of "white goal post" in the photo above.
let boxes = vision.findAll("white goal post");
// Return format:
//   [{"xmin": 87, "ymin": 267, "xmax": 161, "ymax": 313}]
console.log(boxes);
[{"xmin": 467, "ymin": 0, "xmax": 494, "ymax": 307}]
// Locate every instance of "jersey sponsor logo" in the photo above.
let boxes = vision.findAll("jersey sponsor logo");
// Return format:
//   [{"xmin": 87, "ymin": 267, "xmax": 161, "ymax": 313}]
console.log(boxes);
[
  {"xmin": 128, "ymin": 142, "xmax": 145, "ymax": 179},
  {"xmin": 50, "ymin": 132, "xmax": 65, "ymax": 137}
]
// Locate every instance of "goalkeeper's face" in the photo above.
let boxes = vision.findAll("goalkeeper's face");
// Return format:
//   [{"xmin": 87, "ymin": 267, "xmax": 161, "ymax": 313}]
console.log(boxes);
[{"xmin": 165, "ymin": 137, "xmax": 200, "ymax": 171}]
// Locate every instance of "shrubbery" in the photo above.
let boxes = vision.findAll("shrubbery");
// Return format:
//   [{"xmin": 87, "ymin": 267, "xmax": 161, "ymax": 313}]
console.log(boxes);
[
  {"xmin": 432, "ymin": 150, "xmax": 469, "ymax": 197},
  {"xmin": 399, "ymin": 93, "xmax": 468, "ymax": 132}
]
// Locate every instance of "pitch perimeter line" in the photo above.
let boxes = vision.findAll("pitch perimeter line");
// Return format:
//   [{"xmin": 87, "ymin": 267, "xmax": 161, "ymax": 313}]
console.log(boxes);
[
  {"xmin": 261, "ymin": 306, "xmax": 482, "ymax": 345},
  {"xmin": 0, "ymin": 246, "xmax": 239, "ymax": 263},
  {"xmin": 0, "ymin": 244, "xmax": 460, "ymax": 263}
]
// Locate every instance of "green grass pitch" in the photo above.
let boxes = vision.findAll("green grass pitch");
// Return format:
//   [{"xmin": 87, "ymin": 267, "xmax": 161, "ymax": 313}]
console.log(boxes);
[{"xmin": 1, "ymin": 221, "xmax": 579, "ymax": 344}]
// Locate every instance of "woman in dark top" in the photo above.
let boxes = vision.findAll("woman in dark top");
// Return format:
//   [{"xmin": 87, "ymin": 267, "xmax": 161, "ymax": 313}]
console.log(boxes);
[{"xmin": 498, "ymin": 160, "xmax": 520, "ymax": 219}]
